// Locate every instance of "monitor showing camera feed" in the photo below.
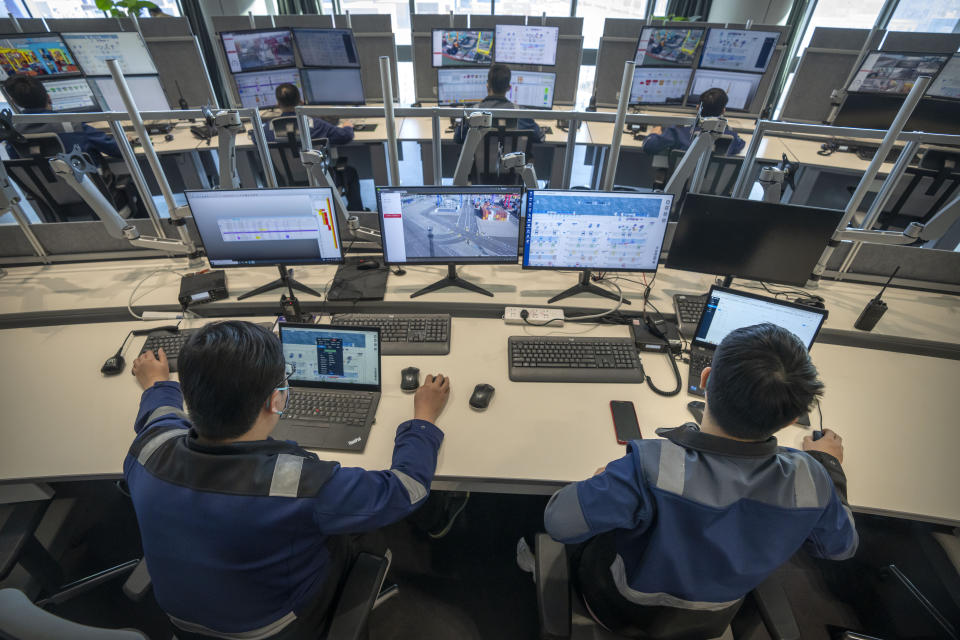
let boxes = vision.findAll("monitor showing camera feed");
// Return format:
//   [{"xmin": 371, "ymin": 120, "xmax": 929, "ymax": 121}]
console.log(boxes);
[
  {"xmin": 505, "ymin": 71, "xmax": 556, "ymax": 109},
  {"xmin": 432, "ymin": 29, "xmax": 494, "ymax": 67},
  {"xmin": 437, "ymin": 68, "xmax": 487, "ymax": 106},
  {"xmin": 688, "ymin": 68, "xmax": 762, "ymax": 111},
  {"xmin": 634, "ymin": 27, "xmax": 705, "ymax": 68},
  {"xmin": 301, "ymin": 67, "xmax": 364, "ymax": 105},
  {"xmin": 522, "ymin": 190, "xmax": 673, "ymax": 271},
  {"xmin": 848, "ymin": 51, "xmax": 949, "ymax": 95},
  {"xmin": 220, "ymin": 29, "xmax": 295, "ymax": 73},
  {"xmin": 926, "ymin": 53, "xmax": 960, "ymax": 100},
  {"xmin": 630, "ymin": 67, "xmax": 691, "ymax": 105},
  {"xmin": 494, "ymin": 25, "xmax": 559, "ymax": 66},
  {"xmin": 90, "ymin": 75, "xmax": 170, "ymax": 112},
  {"xmin": 0, "ymin": 34, "xmax": 81, "ymax": 80},
  {"xmin": 185, "ymin": 188, "xmax": 343, "ymax": 268},
  {"xmin": 699, "ymin": 29, "xmax": 780, "ymax": 73},
  {"xmin": 62, "ymin": 32, "xmax": 157, "ymax": 76},
  {"xmin": 41, "ymin": 78, "xmax": 98, "ymax": 113},
  {"xmin": 377, "ymin": 186, "xmax": 523, "ymax": 265},
  {"xmin": 235, "ymin": 68, "xmax": 302, "ymax": 109},
  {"xmin": 292, "ymin": 28, "xmax": 360, "ymax": 68}
]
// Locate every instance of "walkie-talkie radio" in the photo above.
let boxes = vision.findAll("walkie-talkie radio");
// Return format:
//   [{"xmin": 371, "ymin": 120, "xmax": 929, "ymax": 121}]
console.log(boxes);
[{"xmin": 854, "ymin": 265, "xmax": 900, "ymax": 332}]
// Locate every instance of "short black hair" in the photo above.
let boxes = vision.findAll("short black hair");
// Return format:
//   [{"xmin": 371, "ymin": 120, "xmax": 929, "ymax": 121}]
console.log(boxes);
[
  {"xmin": 178, "ymin": 321, "xmax": 285, "ymax": 441},
  {"xmin": 3, "ymin": 74, "xmax": 48, "ymax": 110},
  {"xmin": 488, "ymin": 64, "xmax": 511, "ymax": 95},
  {"xmin": 706, "ymin": 323, "xmax": 824, "ymax": 440},
  {"xmin": 275, "ymin": 83, "xmax": 302, "ymax": 109},
  {"xmin": 699, "ymin": 87, "xmax": 729, "ymax": 117}
]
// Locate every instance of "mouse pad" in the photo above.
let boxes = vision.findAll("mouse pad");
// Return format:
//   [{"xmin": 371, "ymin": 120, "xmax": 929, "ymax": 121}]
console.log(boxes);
[{"xmin": 327, "ymin": 257, "xmax": 388, "ymax": 301}]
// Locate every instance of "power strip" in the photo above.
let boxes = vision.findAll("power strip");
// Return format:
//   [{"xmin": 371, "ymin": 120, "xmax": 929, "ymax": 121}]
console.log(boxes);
[{"xmin": 503, "ymin": 306, "xmax": 565, "ymax": 327}]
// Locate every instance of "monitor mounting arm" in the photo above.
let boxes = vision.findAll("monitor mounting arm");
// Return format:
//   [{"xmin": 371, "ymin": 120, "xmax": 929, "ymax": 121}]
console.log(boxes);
[
  {"xmin": 836, "ymin": 192, "xmax": 960, "ymax": 246},
  {"xmin": 212, "ymin": 109, "xmax": 243, "ymax": 189},
  {"xmin": 663, "ymin": 115, "xmax": 728, "ymax": 200},
  {"xmin": 453, "ymin": 111, "xmax": 495, "ymax": 187},
  {"xmin": 500, "ymin": 151, "xmax": 538, "ymax": 189},
  {"xmin": 300, "ymin": 148, "xmax": 379, "ymax": 242}
]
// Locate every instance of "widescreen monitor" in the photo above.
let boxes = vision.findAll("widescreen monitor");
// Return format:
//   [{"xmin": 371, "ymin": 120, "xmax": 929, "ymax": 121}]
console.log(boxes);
[
  {"xmin": 436, "ymin": 68, "xmax": 487, "ymax": 106},
  {"xmin": 494, "ymin": 25, "xmax": 559, "ymax": 66},
  {"xmin": 688, "ymin": 68, "xmax": 762, "ymax": 111},
  {"xmin": 666, "ymin": 194, "xmax": 844, "ymax": 286},
  {"xmin": 629, "ymin": 67, "xmax": 691, "ymax": 105},
  {"xmin": 62, "ymin": 32, "xmax": 157, "ymax": 76},
  {"xmin": 234, "ymin": 68, "xmax": 302, "ymax": 109},
  {"xmin": 699, "ymin": 29, "xmax": 781, "ymax": 73},
  {"xmin": 847, "ymin": 51, "xmax": 949, "ymax": 95},
  {"xmin": 522, "ymin": 190, "xmax": 673, "ymax": 271},
  {"xmin": 431, "ymin": 29, "xmax": 494, "ymax": 67},
  {"xmin": 927, "ymin": 53, "xmax": 960, "ymax": 100},
  {"xmin": 634, "ymin": 27, "xmax": 705, "ymax": 68},
  {"xmin": 377, "ymin": 186, "xmax": 523, "ymax": 265},
  {"xmin": 301, "ymin": 67, "xmax": 364, "ymax": 105},
  {"xmin": 505, "ymin": 71, "xmax": 556, "ymax": 109},
  {"xmin": 0, "ymin": 34, "xmax": 81, "ymax": 80},
  {"xmin": 40, "ymin": 78, "xmax": 98, "ymax": 113},
  {"xmin": 833, "ymin": 92, "xmax": 960, "ymax": 135},
  {"xmin": 90, "ymin": 75, "xmax": 170, "ymax": 112},
  {"xmin": 185, "ymin": 188, "xmax": 343, "ymax": 268},
  {"xmin": 220, "ymin": 29, "xmax": 295, "ymax": 73},
  {"xmin": 292, "ymin": 28, "xmax": 360, "ymax": 68}
]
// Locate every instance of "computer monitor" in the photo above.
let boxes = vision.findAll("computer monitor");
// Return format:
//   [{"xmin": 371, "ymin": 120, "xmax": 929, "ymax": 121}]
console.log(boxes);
[
  {"xmin": 505, "ymin": 71, "xmax": 556, "ymax": 109},
  {"xmin": 666, "ymin": 194, "xmax": 844, "ymax": 287},
  {"xmin": 300, "ymin": 67, "xmax": 364, "ymax": 105},
  {"xmin": 185, "ymin": 188, "xmax": 343, "ymax": 268},
  {"xmin": 699, "ymin": 29, "xmax": 781, "ymax": 73},
  {"xmin": 40, "ymin": 78, "xmax": 99, "ymax": 113},
  {"xmin": 220, "ymin": 29, "xmax": 295, "ymax": 73},
  {"xmin": 494, "ymin": 25, "xmax": 559, "ymax": 66},
  {"xmin": 634, "ymin": 27, "xmax": 705, "ymax": 68},
  {"xmin": 833, "ymin": 92, "xmax": 960, "ymax": 135},
  {"xmin": 89, "ymin": 75, "xmax": 170, "ymax": 112},
  {"xmin": 629, "ymin": 67, "xmax": 691, "ymax": 105},
  {"xmin": 436, "ymin": 68, "xmax": 488, "ymax": 106},
  {"xmin": 292, "ymin": 28, "xmax": 360, "ymax": 67},
  {"xmin": 0, "ymin": 34, "xmax": 81, "ymax": 80},
  {"xmin": 234, "ymin": 68, "xmax": 302, "ymax": 109},
  {"xmin": 431, "ymin": 29, "xmax": 494, "ymax": 67},
  {"xmin": 927, "ymin": 53, "xmax": 960, "ymax": 100},
  {"xmin": 687, "ymin": 69, "xmax": 762, "ymax": 111},
  {"xmin": 62, "ymin": 32, "xmax": 157, "ymax": 76},
  {"xmin": 847, "ymin": 51, "xmax": 949, "ymax": 95}
]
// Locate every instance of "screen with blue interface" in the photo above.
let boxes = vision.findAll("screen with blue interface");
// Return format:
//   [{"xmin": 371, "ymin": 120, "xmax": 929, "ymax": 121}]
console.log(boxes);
[
  {"xmin": 221, "ymin": 29, "xmax": 295, "ymax": 73},
  {"xmin": 522, "ymin": 190, "xmax": 673, "ymax": 271},
  {"xmin": 630, "ymin": 67, "xmax": 691, "ymax": 105},
  {"xmin": 495, "ymin": 25, "xmax": 559, "ymax": 66},
  {"xmin": 41, "ymin": 78, "xmax": 98, "ymax": 113},
  {"xmin": 848, "ymin": 51, "xmax": 949, "ymax": 95},
  {"xmin": 699, "ymin": 29, "xmax": 780, "ymax": 73},
  {"xmin": 437, "ymin": 68, "xmax": 487, "ymax": 106},
  {"xmin": 634, "ymin": 27, "xmax": 705, "ymax": 68},
  {"xmin": 281, "ymin": 326, "xmax": 380, "ymax": 387},
  {"xmin": 62, "ymin": 32, "xmax": 157, "ymax": 76},
  {"xmin": 293, "ymin": 28, "xmax": 359, "ymax": 67},
  {"xmin": 694, "ymin": 288, "xmax": 826, "ymax": 349},
  {"xmin": 688, "ymin": 68, "xmax": 761, "ymax": 110},
  {"xmin": 432, "ymin": 29, "xmax": 494, "ymax": 67},
  {"xmin": 926, "ymin": 53, "xmax": 960, "ymax": 100},
  {"xmin": 0, "ymin": 35, "xmax": 81, "ymax": 80},
  {"xmin": 505, "ymin": 71, "xmax": 556, "ymax": 109},
  {"xmin": 235, "ymin": 68, "xmax": 302, "ymax": 108},
  {"xmin": 185, "ymin": 188, "xmax": 342, "ymax": 268}
]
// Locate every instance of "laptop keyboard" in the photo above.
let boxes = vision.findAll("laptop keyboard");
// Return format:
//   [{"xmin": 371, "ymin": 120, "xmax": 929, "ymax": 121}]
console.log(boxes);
[
  {"xmin": 282, "ymin": 391, "xmax": 372, "ymax": 426},
  {"xmin": 689, "ymin": 352, "xmax": 713, "ymax": 381}
]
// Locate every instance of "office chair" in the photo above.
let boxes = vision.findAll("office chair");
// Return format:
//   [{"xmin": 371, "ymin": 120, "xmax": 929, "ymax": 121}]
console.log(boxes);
[
  {"xmin": 474, "ymin": 127, "xmax": 536, "ymax": 186},
  {"xmin": 0, "ymin": 588, "xmax": 148, "ymax": 639},
  {"xmin": 269, "ymin": 117, "xmax": 311, "ymax": 186}
]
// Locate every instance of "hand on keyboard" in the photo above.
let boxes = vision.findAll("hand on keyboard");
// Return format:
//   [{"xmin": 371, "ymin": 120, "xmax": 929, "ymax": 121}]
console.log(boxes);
[
  {"xmin": 414, "ymin": 374, "xmax": 450, "ymax": 424},
  {"xmin": 132, "ymin": 347, "xmax": 170, "ymax": 390}
]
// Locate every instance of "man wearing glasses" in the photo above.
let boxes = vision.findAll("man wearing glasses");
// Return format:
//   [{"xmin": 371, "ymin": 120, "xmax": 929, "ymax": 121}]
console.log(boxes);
[{"xmin": 124, "ymin": 320, "xmax": 450, "ymax": 640}]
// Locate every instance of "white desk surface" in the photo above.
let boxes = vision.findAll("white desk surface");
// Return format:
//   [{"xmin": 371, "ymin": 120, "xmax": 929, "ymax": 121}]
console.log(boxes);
[{"xmin": 399, "ymin": 115, "xmax": 592, "ymax": 145}]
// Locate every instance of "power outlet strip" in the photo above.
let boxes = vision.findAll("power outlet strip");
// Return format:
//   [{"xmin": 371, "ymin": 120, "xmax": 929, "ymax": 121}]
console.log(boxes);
[{"xmin": 504, "ymin": 306, "xmax": 565, "ymax": 326}]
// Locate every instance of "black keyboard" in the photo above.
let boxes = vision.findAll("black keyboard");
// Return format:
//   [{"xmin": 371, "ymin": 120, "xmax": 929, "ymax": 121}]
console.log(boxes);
[
  {"xmin": 508, "ymin": 337, "xmax": 645, "ymax": 383},
  {"xmin": 673, "ymin": 294, "xmax": 707, "ymax": 337},
  {"xmin": 140, "ymin": 329, "xmax": 196, "ymax": 372},
  {"xmin": 331, "ymin": 314, "xmax": 450, "ymax": 355},
  {"xmin": 352, "ymin": 123, "xmax": 377, "ymax": 132},
  {"xmin": 689, "ymin": 352, "xmax": 712, "ymax": 380},
  {"xmin": 282, "ymin": 391, "xmax": 373, "ymax": 427}
]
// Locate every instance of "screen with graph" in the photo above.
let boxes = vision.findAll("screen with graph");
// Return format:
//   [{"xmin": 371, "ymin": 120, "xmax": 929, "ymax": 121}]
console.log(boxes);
[{"xmin": 234, "ymin": 68, "xmax": 302, "ymax": 108}]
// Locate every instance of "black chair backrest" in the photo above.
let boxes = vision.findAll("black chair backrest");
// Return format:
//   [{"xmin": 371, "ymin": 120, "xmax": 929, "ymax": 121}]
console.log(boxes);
[
  {"xmin": 268, "ymin": 117, "xmax": 309, "ymax": 187},
  {"xmin": 9, "ymin": 133, "xmax": 65, "ymax": 159},
  {"xmin": 476, "ymin": 127, "xmax": 535, "ymax": 186}
]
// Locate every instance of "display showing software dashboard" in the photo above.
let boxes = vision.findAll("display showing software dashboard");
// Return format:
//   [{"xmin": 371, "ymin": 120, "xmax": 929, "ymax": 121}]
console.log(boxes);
[
  {"xmin": 186, "ymin": 188, "xmax": 342, "ymax": 267},
  {"xmin": 495, "ymin": 25, "xmax": 559, "ymax": 66},
  {"xmin": 688, "ymin": 69, "xmax": 761, "ymax": 111},
  {"xmin": 630, "ymin": 68, "xmax": 691, "ymax": 105},
  {"xmin": 695, "ymin": 289, "xmax": 825, "ymax": 349},
  {"xmin": 699, "ymin": 29, "xmax": 780, "ymax": 73},
  {"xmin": 234, "ymin": 68, "xmax": 302, "ymax": 109},
  {"xmin": 62, "ymin": 32, "xmax": 156, "ymax": 76},
  {"xmin": 281, "ymin": 326, "xmax": 380, "ymax": 387},
  {"xmin": 523, "ymin": 191, "xmax": 673, "ymax": 271},
  {"xmin": 293, "ymin": 29, "xmax": 359, "ymax": 68}
]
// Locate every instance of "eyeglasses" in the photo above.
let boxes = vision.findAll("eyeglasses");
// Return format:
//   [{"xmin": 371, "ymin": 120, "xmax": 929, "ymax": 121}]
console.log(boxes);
[{"xmin": 267, "ymin": 363, "xmax": 296, "ymax": 413}]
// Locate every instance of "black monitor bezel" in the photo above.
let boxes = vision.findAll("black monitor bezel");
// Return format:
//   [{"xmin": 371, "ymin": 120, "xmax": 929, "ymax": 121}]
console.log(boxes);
[
  {"xmin": 435, "ymin": 67, "xmax": 489, "ymax": 107},
  {"xmin": 493, "ymin": 24, "xmax": 560, "ymax": 67},
  {"xmin": 218, "ymin": 27, "xmax": 297, "ymax": 74},
  {"xmin": 291, "ymin": 27, "xmax": 361, "ymax": 69},
  {"xmin": 0, "ymin": 32, "xmax": 84, "ymax": 80},
  {"xmin": 923, "ymin": 52, "xmax": 960, "ymax": 101},
  {"xmin": 697, "ymin": 27, "xmax": 782, "ymax": 74},
  {"xmin": 278, "ymin": 323, "xmax": 382, "ymax": 392},
  {"xmin": 633, "ymin": 26, "xmax": 706, "ymax": 69},
  {"xmin": 39, "ymin": 77, "xmax": 100, "ymax": 113},
  {"xmin": 299, "ymin": 67, "xmax": 366, "ymax": 105},
  {"xmin": 847, "ymin": 49, "xmax": 951, "ymax": 96},
  {"xmin": 431, "ymin": 28, "xmax": 495, "ymax": 68},
  {"xmin": 628, "ymin": 67, "xmax": 693, "ymax": 106}
]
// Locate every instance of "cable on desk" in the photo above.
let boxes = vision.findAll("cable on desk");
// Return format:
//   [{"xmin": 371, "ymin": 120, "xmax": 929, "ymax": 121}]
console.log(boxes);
[
  {"xmin": 520, "ymin": 309, "xmax": 563, "ymax": 327},
  {"xmin": 565, "ymin": 279, "xmax": 625, "ymax": 322},
  {"xmin": 127, "ymin": 268, "xmax": 188, "ymax": 320}
]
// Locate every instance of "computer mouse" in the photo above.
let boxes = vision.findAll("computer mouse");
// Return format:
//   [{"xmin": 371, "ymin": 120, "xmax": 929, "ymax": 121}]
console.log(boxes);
[
  {"xmin": 469, "ymin": 383, "xmax": 495, "ymax": 410},
  {"xmin": 101, "ymin": 354, "xmax": 125, "ymax": 376},
  {"xmin": 164, "ymin": 133, "xmax": 175, "ymax": 141},
  {"xmin": 401, "ymin": 366, "xmax": 420, "ymax": 392},
  {"xmin": 357, "ymin": 259, "xmax": 380, "ymax": 271}
]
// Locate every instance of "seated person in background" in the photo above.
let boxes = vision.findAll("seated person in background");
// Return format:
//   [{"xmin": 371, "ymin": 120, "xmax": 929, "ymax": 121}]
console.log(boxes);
[
  {"xmin": 641, "ymin": 87, "xmax": 745, "ymax": 156},
  {"xmin": 3, "ymin": 74, "xmax": 122, "ymax": 165},
  {"xmin": 454, "ymin": 63, "xmax": 545, "ymax": 144},
  {"xmin": 543, "ymin": 323, "xmax": 857, "ymax": 637},
  {"xmin": 126, "ymin": 321, "xmax": 450, "ymax": 639}
]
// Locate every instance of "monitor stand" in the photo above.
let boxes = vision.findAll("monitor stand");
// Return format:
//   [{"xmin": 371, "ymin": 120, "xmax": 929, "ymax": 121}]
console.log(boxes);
[
  {"xmin": 547, "ymin": 270, "xmax": 632, "ymax": 305},
  {"xmin": 410, "ymin": 264, "xmax": 493, "ymax": 298},
  {"xmin": 720, "ymin": 275, "xmax": 734, "ymax": 288},
  {"xmin": 237, "ymin": 265, "xmax": 324, "ymax": 301}
]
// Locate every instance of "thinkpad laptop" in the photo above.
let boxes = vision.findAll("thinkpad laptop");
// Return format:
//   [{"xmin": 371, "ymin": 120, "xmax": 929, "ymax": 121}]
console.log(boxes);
[
  {"xmin": 274, "ymin": 323, "xmax": 381, "ymax": 452},
  {"xmin": 687, "ymin": 286, "xmax": 828, "ymax": 397}
]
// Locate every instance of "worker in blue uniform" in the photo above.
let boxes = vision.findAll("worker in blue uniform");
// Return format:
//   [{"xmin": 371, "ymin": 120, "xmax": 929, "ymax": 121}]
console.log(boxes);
[
  {"xmin": 453, "ymin": 64, "xmax": 545, "ymax": 144},
  {"xmin": 641, "ymin": 87, "xmax": 746, "ymax": 156},
  {"xmin": 541, "ymin": 323, "xmax": 857, "ymax": 637},
  {"xmin": 126, "ymin": 321, "xmax": 450, "ymax": 639}
]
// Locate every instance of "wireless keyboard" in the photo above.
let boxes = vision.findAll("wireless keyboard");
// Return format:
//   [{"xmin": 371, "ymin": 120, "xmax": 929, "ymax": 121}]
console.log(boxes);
[
  {"xmin": 140, "ymin": 329, "xmax": 197, "ymax": 372},
  {"xmin": 331, "ymin": 313, "xmax": 451, "ymax": 355},
  {"xmin": 673, "ymin": 293, "xmax": 707, "ymax": 337},
  {"xmin": 508, "ymin": 336, "xmax": 645, "ymax": 383}
]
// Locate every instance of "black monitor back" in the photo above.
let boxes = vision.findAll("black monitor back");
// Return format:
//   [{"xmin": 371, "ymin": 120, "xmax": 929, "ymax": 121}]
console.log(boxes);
[{"xmin": 834, "ymin": 93, "xmax": 960, "ymax": 135}]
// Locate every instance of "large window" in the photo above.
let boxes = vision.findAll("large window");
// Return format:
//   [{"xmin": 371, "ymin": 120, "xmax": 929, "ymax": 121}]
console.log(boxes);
[
  {"xmin": 23, "ymin": 0, "xmax": 180, "ymax": 18},
  {"xmin": 414, "ymin": 1, "xmax": 492, "ymax": 15},
  {"xmin": 493, "ymin": 0, "xmax": 571, "ymax": 16},
  {"xmin": 337, "ymin": 0, "xmax": 412, "ymax": 45},
  {"xmin": 887, "ymin": 0, "xmax": 960, "ymax": 33},
  {"xmin": 576, "ymin": 0, "xmax": 647, "ymax": 49}
]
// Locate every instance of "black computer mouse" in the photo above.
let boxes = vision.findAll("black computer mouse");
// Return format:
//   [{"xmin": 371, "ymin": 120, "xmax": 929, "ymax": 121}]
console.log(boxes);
[
  {"xmin": 469, "ymin": 384, "xmax": 495, "ymax": 410},
  {"xmin": 357, "ymin": 259, "xmax": 380, "ymax": 271},
  {"xmin": 101, "ymin": 354, "xmax": 125, "ymax": 376},
  {"xmin": 400, "ymin": 366, "xmax": 420, "ymax": 392},
  {"xmin": 164, "ymin": 133, "xmax": 175, "ymax": 141}
]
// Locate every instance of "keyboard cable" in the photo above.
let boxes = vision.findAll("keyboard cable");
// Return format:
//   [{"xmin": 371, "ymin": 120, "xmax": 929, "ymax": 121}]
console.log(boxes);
[{"xmin": 127, "ymin": 268, "xmax": 189, "ymax": 320}]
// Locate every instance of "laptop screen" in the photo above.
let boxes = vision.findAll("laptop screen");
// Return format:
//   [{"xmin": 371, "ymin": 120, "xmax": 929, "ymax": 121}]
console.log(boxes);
[
  {"xmin": 279, "ymin": 324, "xmax": 380, "ymax": 391},
  {"xmin": 693, "ymin": 287, "xmax": 827, "ymax": 350}
]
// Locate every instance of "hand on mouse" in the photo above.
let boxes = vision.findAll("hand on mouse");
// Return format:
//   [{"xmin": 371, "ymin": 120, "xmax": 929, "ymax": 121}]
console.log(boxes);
[
  {"xmin": 803, "ymin": 428, "xmax": 844, "ymax": 464},
  {"xmin": 133, "ymin": 348, "xmax": 170, "ymax": 390},
  {"xmin": 414, "ymin": 374, "xmax": 450, "ymax": 424}
]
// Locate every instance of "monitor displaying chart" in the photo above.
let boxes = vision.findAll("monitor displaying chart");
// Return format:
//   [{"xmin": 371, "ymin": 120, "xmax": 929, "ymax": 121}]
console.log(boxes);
[
  {"xmin": 495, "ymin": 25, "xmax": 559, "ymax": 66},
  {"xmin": 234, "ymin": 68, "xmax": 302, "ymax": 109},
  {"xmin": 699, "ymin": 29, "xmax": 781, "ymax": 73},
  {"xmin": 848, "ymin": 51, "xmax": 949, "ymax": 95},
  {"xmin": 41, "ymin": 78, "xmax": 98, "ymax": 113},
  {"xmin": 89, "ymin": 75, "xmax": 170, "ymax": 112},
  {"xmin": 301, "ymin": 67, "xmax": 364, "ymax": 105},
  {"xmin": 925, "ymin": 53, "xmax": 959, "ymax": 100},
  {"xmin": 432, "ymin": 29, "xmax": 494, "ymax": 67},
  {"xmin": 688, "ymin": 69, "xmax": 762, "ymax": 111},
  {"xmin": 437, "ymin": 68, "xmax": 488, "ymax": 106},
  {"xmin": 505, "ymin": 71, "xmax": 556, "ymax": 109},
  {"xmin": 629, "ymin": 67, "xmax": 691, "ymax": 105},
  {"xmin": 0, "ymin": 34, "xmax": 81, "ymax": 80},
  {"xmin": 634, "ymin": 27, "xmax": 705, "ymax": 68},
  {"xmin": 62, "ymin": 32, "xmax": 157, "ymax": 76},
  {"xmin": 220, "ymin": 29, "xmax": 295, "ymax": 73},
  {"xmin": 292, "ymin": 28, "xmax": 360, "ymax": 68}
]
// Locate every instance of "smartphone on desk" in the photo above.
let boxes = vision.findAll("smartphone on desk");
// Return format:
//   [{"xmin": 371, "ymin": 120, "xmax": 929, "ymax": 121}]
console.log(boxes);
[{"xmin": 611, "ymin": 400, "xmax": 642, "ymax": 444}]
